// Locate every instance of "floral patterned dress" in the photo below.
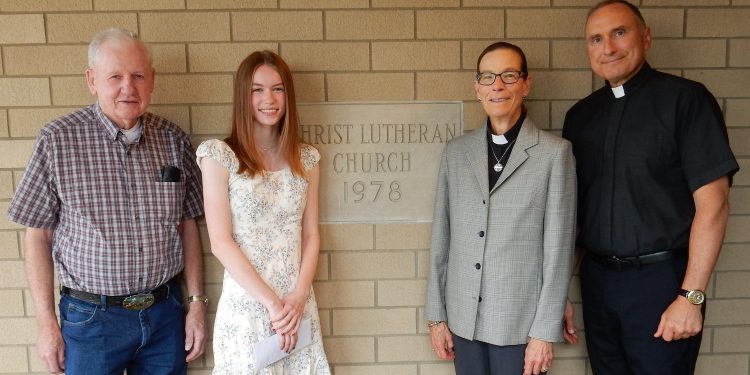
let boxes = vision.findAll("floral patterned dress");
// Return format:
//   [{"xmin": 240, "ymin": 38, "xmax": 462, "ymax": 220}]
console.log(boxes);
[{"xmin": 196, "ymin": 139, "xmax": 330, "ymax": 375}]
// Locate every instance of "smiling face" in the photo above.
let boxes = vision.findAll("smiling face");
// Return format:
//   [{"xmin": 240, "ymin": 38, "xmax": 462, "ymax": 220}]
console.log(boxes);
[
  {"xmin": 250, "ymin": 64, "xmax": 286, "ymax": 129},
  {"xmin": 585, "ymin": 2, "xmax": 652, "ymax": 87},
  {"xmin": 474, "ymin": 48, "xmax": 531, "ymax": 127},
  {"xmin": 85, "ymin": 40, "xmax": 154, "ymax": 129}
]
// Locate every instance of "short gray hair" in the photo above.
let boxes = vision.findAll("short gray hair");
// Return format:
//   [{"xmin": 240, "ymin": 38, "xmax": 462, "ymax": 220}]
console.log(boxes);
[
  {"xmin": 88, "ymin": 28, "xmax": 152, "ymax": 68},
  {"xmin": 587, "ymin": 0, "xmax": 647, "ymax": 30}
]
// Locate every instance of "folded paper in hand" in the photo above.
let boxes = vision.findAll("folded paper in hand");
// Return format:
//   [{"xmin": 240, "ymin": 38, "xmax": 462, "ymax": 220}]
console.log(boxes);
[{"xmin": 253, "ymin": 318, "xmax": 312, "ymax": 369}]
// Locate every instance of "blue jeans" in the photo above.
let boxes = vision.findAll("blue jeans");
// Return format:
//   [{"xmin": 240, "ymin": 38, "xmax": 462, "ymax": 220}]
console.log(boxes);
[{"xmin": 60, "ymin": 283, "xmax": 187, "ymax": 375}]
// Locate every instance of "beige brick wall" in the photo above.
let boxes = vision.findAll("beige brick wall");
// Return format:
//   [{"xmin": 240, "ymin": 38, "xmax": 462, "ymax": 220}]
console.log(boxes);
[{"xmin": 1, "ymin": 1, "xmax": 748, "ymax": 374}]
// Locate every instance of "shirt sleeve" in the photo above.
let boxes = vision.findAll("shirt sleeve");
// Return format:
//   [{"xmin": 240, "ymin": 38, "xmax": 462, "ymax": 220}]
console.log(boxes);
[
  {"xmin": 425, "ymin": 145, "xmax": 451, "ymax": 322},
  {"xmin": 7, "ymin": 130, "xmax": 60, "ymax": 229},
  {"xmin": 301, "ymin": 143, "xmax": 321, "ymax": 171},
  {"xmin": 180, "ymin": 135, "xmax": 204, "ymax": 220},
  {"xmin": 196, "ymin": 139, "xmax": 240, "ymax": 173},
  {"xmin": 677, "ymin": 83, "xmax": 739, "ymax": 191}
]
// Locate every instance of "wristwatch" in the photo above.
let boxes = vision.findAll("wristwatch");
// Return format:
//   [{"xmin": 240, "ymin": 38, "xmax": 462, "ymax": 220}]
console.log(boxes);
[
  {"xmin": 188, "ymin": 295, "xmax": 209, "ymax": 306},
  {"xmin": 679, "ymin": 289, "xmax": 705, "ymax": 305}
]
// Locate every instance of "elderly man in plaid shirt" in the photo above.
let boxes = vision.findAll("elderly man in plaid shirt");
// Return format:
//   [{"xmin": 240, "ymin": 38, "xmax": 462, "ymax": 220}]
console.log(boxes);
[{"xmin": 8, "ymin": 28, "xmax": 206, "ymax": 375}]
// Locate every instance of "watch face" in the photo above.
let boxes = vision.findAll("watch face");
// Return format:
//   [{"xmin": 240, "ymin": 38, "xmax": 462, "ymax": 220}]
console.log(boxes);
[{"xmin": 687, "ymin": 290, "xmax": 705, "ymax": 305}]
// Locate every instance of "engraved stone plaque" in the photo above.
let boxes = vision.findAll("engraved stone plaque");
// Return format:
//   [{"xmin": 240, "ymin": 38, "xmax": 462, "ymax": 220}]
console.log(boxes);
[{"xmin": 298, "ymin": 102, "xmax": 463, "ymax": 222}]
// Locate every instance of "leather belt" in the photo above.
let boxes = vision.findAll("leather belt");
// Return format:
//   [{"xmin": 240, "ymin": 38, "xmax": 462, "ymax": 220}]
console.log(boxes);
[
  {"xmin": 60, "ymin": 277, "xmax": 176, "ymax": 310},
  {"xmin": 587, "ymin": 249, "xmax": 687, "ymax": 270}
]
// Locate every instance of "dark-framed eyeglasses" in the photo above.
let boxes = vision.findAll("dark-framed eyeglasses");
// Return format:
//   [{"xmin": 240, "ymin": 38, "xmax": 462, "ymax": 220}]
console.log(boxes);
[{"xmin": 475, "ymin": 70, "xmax": 527, "ymax": 86}]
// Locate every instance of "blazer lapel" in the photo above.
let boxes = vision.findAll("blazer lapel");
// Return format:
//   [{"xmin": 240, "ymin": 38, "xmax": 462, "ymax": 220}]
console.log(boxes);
[
  {"xmin": 491, "ymin": 118, "xmax": 539, "ymax": 194},
  {"xmin": 464, "ymin": 126, "xmax": 490, "ymax": 201}
]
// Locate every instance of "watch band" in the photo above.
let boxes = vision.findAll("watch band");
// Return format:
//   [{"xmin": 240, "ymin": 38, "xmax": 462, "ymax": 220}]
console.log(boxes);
[{"xmin": 188, "ymin": 295, "xmax": 209, "ymax": 306}]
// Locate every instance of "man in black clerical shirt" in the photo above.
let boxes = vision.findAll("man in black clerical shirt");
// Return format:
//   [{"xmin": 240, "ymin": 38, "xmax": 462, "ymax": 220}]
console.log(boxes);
[{"xmin": 562, "ymin": 1, "xmax": 739, "ymax": 374}]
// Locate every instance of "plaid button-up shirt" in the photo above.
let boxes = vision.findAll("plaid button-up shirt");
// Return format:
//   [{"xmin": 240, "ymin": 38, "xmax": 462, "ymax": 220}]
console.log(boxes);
[{"xmin": 8, "ymin": 104, "xmax": 203, "ymax": 295}]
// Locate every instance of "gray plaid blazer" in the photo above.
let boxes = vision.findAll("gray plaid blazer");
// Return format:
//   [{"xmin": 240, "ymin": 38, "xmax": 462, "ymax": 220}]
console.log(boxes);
[{"xmin": 425, "ymin": 117, "xmax": 577, "ymax": 346}]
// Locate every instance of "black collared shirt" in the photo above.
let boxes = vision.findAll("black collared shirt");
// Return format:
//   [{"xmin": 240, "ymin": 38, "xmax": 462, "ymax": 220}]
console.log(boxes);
[
  {"xmin": 486, "ymin": 110, "xmax": 525, "ymax": 189},
  {"xmin": 563, "ymin": 63, "xmax": 738, "ymax": 257}
]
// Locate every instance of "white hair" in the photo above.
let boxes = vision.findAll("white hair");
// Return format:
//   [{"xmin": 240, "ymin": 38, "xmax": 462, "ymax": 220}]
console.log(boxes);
[{"xmin": 88, "ymin": 28, "xmax": 152, "ymax": 68}]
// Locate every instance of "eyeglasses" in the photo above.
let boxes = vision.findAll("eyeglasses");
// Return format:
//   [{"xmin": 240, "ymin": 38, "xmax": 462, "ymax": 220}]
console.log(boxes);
[{"xmin": 475, "ymin": 70, "xmax": 527, "ymax": 86}]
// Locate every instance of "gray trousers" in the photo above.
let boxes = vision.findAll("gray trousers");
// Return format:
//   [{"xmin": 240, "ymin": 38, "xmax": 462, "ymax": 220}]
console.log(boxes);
[{"xmin": 453, "ymin": 335, "xmax": 528, "ymax": 375}]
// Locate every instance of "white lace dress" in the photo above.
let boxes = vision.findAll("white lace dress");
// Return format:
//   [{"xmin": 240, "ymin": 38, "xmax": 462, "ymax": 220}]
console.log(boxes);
[{"xmin": 196, "ymin": 139, "xmax": 330, "ymax": 375}]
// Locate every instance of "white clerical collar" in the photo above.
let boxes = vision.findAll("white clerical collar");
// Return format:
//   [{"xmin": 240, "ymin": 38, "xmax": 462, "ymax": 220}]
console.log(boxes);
[
  {"xmin": 611, "ymin": 85, "xmax": 625, "ymax": 98},
  {"xmin": 491, "ymin": 133, "xmax": 509, "ymax": 145}
]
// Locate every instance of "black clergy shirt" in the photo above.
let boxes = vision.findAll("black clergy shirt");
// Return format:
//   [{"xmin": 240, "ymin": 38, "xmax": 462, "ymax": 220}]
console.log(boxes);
[
  {"xmin": 487, "ymin": 110, "xmax": 525, "ymax": 189},
  {"xmin": 562, "ymin": 63, "xmax": 738, "ymax": 257}
]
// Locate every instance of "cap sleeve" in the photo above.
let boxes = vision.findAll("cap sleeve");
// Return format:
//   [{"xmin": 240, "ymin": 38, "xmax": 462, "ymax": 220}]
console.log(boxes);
[
  {"xmin": 300, "ymin": 143, "xmax": 321, "ymax": 171},
  {"xmin": 196, "ymin": 139, "xmax": 239, "ymax": 173}
]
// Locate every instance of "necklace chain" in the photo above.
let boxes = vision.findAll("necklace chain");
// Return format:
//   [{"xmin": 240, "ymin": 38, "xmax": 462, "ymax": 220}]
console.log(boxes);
[
  {"xmin": 490, "ymin": 139, "xmax": 516, "ymax": 173},
  {"xmin": 259, "ymin": 142, "xmax": 278, "ymax": 152}
]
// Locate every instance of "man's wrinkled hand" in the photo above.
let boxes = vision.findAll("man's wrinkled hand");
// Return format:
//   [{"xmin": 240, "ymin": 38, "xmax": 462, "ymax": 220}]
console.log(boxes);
[
  {"xmin": 184, "ymin": 302, "xmax": 207, "ymax": 362},
  {"xmin": 37, "ymin": 322, "xmax": 65, "ymax": 374}
]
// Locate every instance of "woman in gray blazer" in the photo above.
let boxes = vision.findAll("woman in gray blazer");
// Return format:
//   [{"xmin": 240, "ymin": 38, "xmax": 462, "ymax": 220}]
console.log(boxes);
[{"xmin": 425, "ymin": 42, "xmax": 577, "ymax": 375}]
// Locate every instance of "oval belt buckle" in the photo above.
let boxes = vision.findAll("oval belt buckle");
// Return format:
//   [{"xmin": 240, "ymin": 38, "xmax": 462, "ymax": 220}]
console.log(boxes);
[{"xmin": 123, "ymin": 293, "xmax": 155, "ymax": 310}]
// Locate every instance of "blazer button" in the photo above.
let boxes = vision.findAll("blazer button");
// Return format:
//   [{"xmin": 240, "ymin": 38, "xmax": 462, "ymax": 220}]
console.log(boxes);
[
  {"xmin": 478, "ymin": 296, "xmax": 483, "ymax": 302},
  {"xmin": 475, "ymin": 263, "xmax": 481, "ymax": 270},
  {"xmin": 482, "ymin": 199, "xmax": 486, "ymax": 204},
  {"xmin": 479, "ymin": 231, "xmax": 485, "ymax": 237}
]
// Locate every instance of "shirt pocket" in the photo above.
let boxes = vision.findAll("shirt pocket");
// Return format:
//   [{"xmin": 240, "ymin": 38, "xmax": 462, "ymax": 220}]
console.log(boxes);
[{"xmin": 147, "ymin": 181, "xmax": 185, "ymax": 222}]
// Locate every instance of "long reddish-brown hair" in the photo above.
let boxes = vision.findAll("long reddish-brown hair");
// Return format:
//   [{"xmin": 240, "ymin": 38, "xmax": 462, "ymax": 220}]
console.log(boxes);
[{"xmin": 225, "ymin": 50, "xmax": 304, "ymax": 178}]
